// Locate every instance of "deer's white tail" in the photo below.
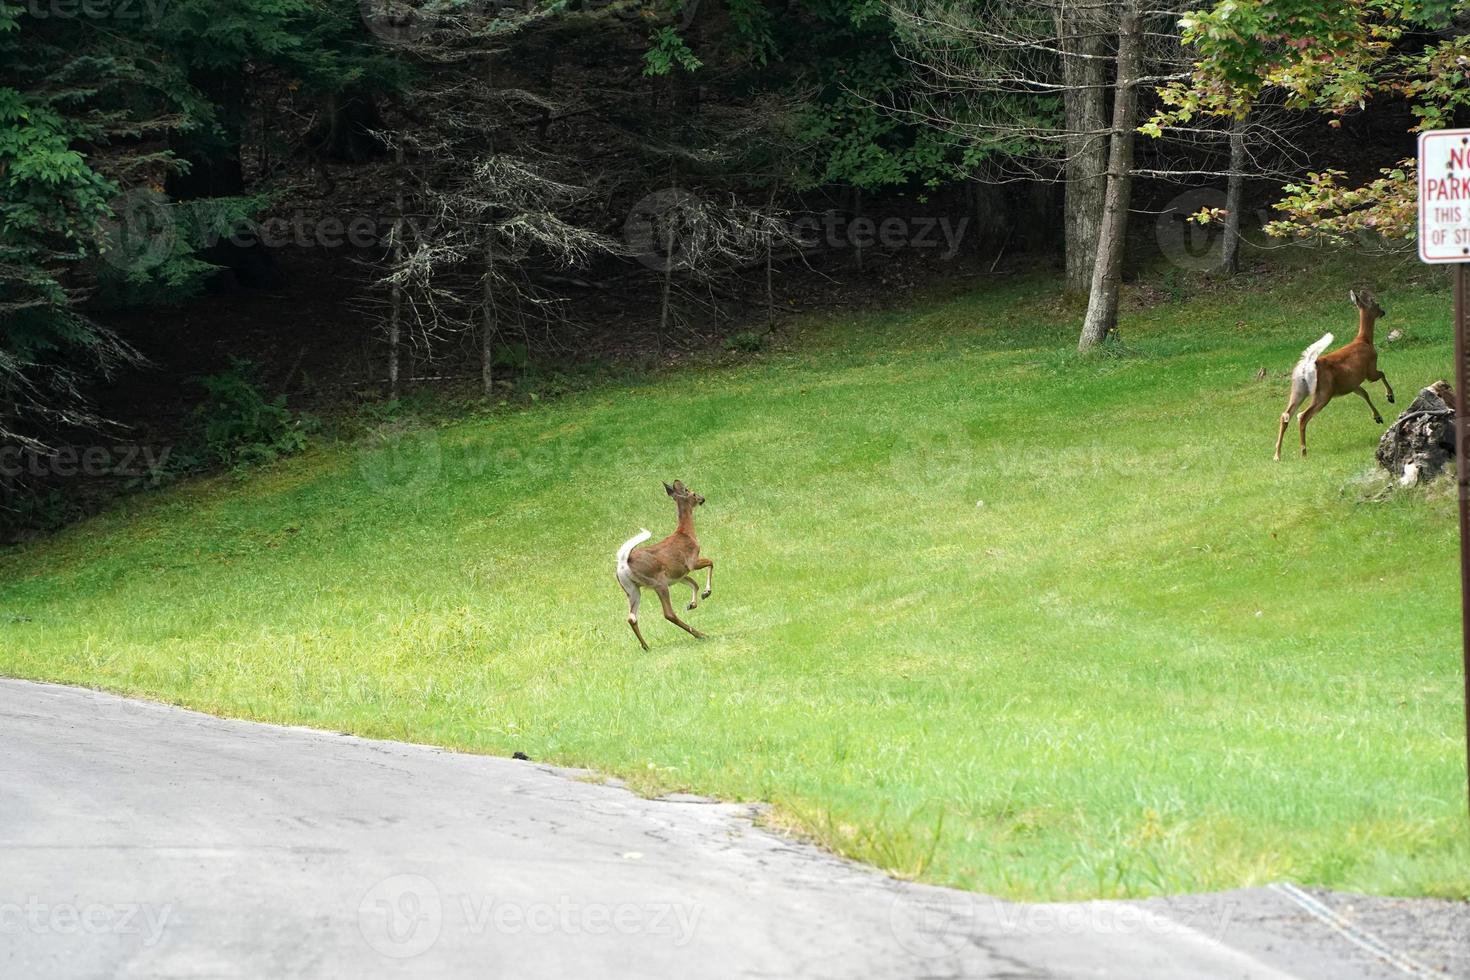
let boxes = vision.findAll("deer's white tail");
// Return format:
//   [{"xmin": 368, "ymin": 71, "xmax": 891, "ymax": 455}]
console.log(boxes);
[
  {"xmin": 1292, "ymin": 332, "xmax": 1334, "ymax": 399},
  {"xmin": 616, "ymin": 529, "xmax": 652, "ymax": 582}
]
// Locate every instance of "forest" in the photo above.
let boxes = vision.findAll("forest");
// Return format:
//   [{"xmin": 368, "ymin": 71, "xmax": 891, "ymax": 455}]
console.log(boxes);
[{"xmin": 2, "ymin": 0, "xmax": 1465, "ymax": 532}]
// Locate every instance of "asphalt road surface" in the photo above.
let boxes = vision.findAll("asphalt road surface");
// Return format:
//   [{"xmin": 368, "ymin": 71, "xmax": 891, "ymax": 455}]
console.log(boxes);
[{"xmin": 2, "ymin": 680, "xmax": 1463, "ymax": 979}]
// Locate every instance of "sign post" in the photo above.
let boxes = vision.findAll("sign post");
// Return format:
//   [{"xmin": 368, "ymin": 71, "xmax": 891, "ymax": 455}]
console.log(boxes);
[{"xmin": 1418, "ymin": 128, "xmax": 1470, "ymax": 818}]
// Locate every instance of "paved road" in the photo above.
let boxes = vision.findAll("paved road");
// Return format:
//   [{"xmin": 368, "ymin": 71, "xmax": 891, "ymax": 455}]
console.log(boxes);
[{"xmin": 0, "ymin": 680, "xmax": 1457, "ymax": 979}]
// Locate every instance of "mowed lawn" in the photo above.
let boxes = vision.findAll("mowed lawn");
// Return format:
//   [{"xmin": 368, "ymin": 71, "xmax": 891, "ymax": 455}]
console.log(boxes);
[{"xmin": 2, "ymin": 256, "xmax": 1466, "ymax": 900}]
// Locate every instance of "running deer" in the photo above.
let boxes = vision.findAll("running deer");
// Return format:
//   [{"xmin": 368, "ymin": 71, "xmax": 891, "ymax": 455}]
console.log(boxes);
[
  {"xmin": 615, "ymin": 480, "xmax": 714, "ymax": 650},
  {"xmin": 1273, "ymin": 289, "xmax": 1395, "ymax": 460}
]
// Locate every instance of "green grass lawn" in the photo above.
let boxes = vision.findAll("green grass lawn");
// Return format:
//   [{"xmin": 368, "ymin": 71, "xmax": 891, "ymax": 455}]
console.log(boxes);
[{"xmin": 2, "ymin": 254, "xmax": 1466, "ymax": 900}]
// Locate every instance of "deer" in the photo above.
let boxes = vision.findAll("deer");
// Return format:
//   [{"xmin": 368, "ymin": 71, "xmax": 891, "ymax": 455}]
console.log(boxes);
[
  {"xmin": 1274, "ymin": 289, "xmax": 1395, "ymax": 461},
  {"xmin": 615, "ymin": 480, "xmax": 714, "ymax": 650}
]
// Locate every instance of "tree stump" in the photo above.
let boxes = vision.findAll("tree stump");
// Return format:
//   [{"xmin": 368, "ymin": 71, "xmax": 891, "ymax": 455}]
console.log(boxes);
[{"xmin": 1376, "ymin": 381, "xmax": 1457, "ymax": 485}]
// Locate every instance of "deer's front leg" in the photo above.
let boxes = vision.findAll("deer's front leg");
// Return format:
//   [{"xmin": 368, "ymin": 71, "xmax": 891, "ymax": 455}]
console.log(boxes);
[
  {"xmin": 679, "ymin": 575, "xmax": 701, "ymax": 611},
  {"xmin": 1352, "ymin": 386, "xmax": 1384, "ymax": 425},
  {"xmin": 1373, "ymin": 369, "xmax": 1394, "ymax": 404},
  {"xmin": 693, "ymin": 556, "xmax": 713, "ymax": 599}
]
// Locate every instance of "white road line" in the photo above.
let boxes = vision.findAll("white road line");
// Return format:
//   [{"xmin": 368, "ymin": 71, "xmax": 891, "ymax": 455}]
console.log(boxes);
[{"xmin": 1269, "ymin": 882, "xmax": 1437, "ymax": 978}]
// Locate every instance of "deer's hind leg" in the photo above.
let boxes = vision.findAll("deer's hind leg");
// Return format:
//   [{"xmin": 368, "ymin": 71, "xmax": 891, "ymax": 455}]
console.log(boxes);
[
  {"xmin": 1275, "ymin": 377, "xmax": 1309, "ymax": 460},
  {"xmin": 1298, "ymin": 388, "xmax": 1331, "ymax": 458},
  {"xmin": 619, "ymin": 575, "xmax": 650, "ymax": 651},
  {"xmin": 655, "ymin": 585, "xmax": 706, "ymax": 640}
]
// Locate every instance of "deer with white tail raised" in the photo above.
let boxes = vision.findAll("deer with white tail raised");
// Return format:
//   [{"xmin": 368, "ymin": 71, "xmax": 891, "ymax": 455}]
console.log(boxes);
[
  {"xmin": 615, "ymin": 480, "xmax": 714, "ymax": 650},
  {"xmin": 1274, "ymin": 289, "xmax": 1395, "ymax": 460}
]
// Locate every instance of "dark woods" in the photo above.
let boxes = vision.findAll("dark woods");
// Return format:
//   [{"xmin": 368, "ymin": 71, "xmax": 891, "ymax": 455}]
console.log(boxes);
[{"xmin": 0, "ymin": 0, "xmax": 1425, "ymax": 536}]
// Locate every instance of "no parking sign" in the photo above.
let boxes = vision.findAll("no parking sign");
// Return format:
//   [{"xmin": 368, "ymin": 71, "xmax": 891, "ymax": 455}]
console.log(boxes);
[
  {"xmin": 1419, "ymin": 129, "xmax": 1470, "ymax": 262},
  {"xmin": 1419, "ymin": 128, "xmax": 1470, "ymax": 817}
]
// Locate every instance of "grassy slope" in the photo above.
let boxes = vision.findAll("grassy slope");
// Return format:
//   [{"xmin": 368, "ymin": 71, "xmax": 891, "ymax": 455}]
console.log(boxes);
[{"xmin": 2, "ymin": 255, "xmax": 1466, "ymax": 900}]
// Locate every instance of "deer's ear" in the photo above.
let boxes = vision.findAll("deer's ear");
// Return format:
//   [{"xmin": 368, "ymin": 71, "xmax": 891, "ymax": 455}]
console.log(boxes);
[
  {"xmin": 1349, "ymin": 289, "xmax": 1359, "ymax": 307},
  {"xmin": 664, "ymin": 482, "xmax": 674, "ymax": 496}
]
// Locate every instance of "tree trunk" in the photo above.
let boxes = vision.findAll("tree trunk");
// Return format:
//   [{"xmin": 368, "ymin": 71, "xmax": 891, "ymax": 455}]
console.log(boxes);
[
  {"xmin": 1078, "ymin": 0, "xmax": 1142, "ymax": 352},
  {"xmin": 388, "ymin": 143, "xmax": 405, "ymax": 397},
  {"xmin": 658, "ymin": 207, "xmax": 675, "ymax": 349},
  {"xmin": 482, "ymin": 59, "xmax": 498, "ymax": 399},
  {"xmin": 969, "ymin": 176, "xmax": 1006, "ymax": 261},
  {"xmin": 766, "ymin": 237, "xmax": 774, "ymax": 328},
  {"xmin": 481, "ymin": 244, "xmax": 498, "ymax": 398},
  {"xmin": 970, "ymin": 178, "xmax": 986, "ymax": 256},
  {"xmin": 1220, "ymin": 114, "xmax": 1247, "ymax": 276},
  {"xmin": 1060, "ymin": 1, "xmax": 1109, "ymax": 295},
  {"xmin": 317, "ymin": 89, "xmax": 385, "ymax": 163},
  {"xmin": 766, "ymin": 184, "xmax": 777, "ymax": 328}
]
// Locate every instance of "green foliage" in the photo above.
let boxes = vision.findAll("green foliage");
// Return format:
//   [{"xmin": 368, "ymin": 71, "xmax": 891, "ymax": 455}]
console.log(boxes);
[
  {"xmin": 192, "ymin": 360, "xmax": 315, "ymax": 469},
  {"xmin": 93, "ymin": 194, "xmax": 272, "ymax": 308},
  {"xmin": 0, "ymin": 0, "xmax": 160, "ymax": 440},
  {"xmin": 1158, "ymin": 267, "xmax": 1186, "ymax": 305},
  {"xmin": 1267, "ymin": 164, "xmax": 1417, "ymax": 244},
  {"xmin": 640, "ymin": 0, "xmax": 984, "ymax": 191},
  {"xmin": 1169, "ymin": 0, "xmax": 1392, "ymax": 108},
  {"xmin": 2, "ymin": 489, "xmax": 73, "ymax": 535},
  {"xmin": 723, "ymin": 0, "xmax": 778, "ymax": 64},
  {"xmin": 723, "ymin": 329, "xmax": 766, "ymax": 352},
  {"xmin": 781, "ymin": 1, "xmax": 967, "ymax": 190},
  {"xmin": 1154, "ymin": 0, "xmax": 1470, "ymax": 245},
  {"xmin": 492, "ymin": 341, "xmax": 531, "ymax": 372},
  {"xmin": 644, "ymin": 25, "xmax": 703, "ymax": 75},
  {"xmin": 0, "ymin": 0, "xmax": 401, "ymax": 444}
]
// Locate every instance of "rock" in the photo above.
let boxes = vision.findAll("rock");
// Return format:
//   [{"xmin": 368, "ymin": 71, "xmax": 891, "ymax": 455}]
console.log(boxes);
[
  {"xmin": 1376, "ymin": 381, "xmax": 1457, "ymax": 485},
  {"xmin": 1386, "ymin": 328, "xmax": 1404, "ymax": 343}
]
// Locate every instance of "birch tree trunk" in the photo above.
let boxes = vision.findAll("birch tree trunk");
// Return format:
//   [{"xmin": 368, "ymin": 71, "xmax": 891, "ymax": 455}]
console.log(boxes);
[
  {"xmin": 1077, "ymin": 0, "xmax": 1142, "ymax": 352},
  {"xmin": 1060, "ymin": 1, "xmax": 1110, "ymax": 296}
]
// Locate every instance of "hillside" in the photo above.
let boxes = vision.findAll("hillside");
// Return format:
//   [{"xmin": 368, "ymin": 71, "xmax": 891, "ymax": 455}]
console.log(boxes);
[{"xmin": 1, "ymin": 255, "xmax": 1466, "ymax": 901}]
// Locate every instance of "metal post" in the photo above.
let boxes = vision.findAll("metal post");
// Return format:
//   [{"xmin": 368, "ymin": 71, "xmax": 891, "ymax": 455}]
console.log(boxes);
[{"xmin": 1456, "ymin": 263, "xmax": 1470, "ymax": 819}]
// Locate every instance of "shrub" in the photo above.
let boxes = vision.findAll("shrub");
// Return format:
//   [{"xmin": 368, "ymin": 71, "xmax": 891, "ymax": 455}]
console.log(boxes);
[
  {"xmin": 724, "ymin": 331, "xmax": 766, "ymax": 353},
  {"xmin": 193, "ymin": 359, "xmax": 316, "ymax": 469}
]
